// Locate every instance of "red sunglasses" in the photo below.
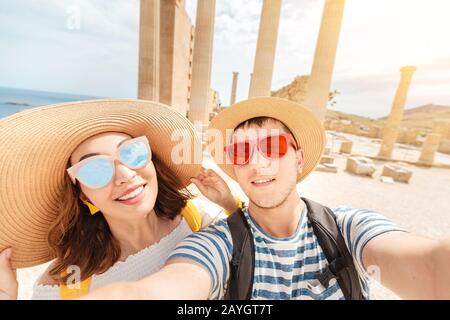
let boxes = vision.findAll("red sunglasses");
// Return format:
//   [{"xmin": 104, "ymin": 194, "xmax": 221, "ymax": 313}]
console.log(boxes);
[{"xmin": 224, "ymin": 133, "xmax": 297, "ymax": 165}]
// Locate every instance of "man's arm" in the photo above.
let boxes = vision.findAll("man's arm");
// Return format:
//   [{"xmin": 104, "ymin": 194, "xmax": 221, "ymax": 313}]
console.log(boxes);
[
  {"xmin": 82, "ymin": 259, "xmax": 211, "ymax": 300},
  {"xmin": 363, "ymin": 232, "xmax": 450, "ymax": 299},
  {"xmin": 84, "ymin": 216, "xmax": 233, "ymax": 300}
]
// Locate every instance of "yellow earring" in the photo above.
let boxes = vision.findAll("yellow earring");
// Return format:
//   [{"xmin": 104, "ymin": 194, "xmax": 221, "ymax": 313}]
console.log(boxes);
[{"xmin": 82, "ymin": 200, "xmax": 100, "ymax": 215}]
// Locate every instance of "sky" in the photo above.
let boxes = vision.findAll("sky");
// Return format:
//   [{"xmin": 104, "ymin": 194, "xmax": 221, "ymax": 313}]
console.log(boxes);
[{"xmin": 1, "ymin": 0, "xmax": 449, "ymax": 118}]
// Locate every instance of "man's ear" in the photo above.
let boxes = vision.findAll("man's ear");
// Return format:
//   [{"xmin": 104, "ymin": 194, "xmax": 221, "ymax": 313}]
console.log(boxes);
[{"xmin": 296, "ymin": 148, "xmax": 305, "ymax": 173}]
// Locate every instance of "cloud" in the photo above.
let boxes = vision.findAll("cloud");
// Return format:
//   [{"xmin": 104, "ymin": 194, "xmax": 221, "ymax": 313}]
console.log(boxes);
[
  {"xmin": 0, "ymin": 0, "xmax": 139, "ymax": 97},
  {"xmin": 332, "ymin": 61, "xmax": 450, "ymax": 118}
]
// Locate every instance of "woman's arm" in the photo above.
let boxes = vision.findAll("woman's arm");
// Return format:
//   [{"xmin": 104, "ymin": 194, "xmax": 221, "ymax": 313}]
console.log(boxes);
[
  {"xmin": 0, "ymin": 248, "xmax": 18, "ymax": 300},
  {"xmin": 82, "ymin": 259, "xmax": 211, "ymax": 300}
]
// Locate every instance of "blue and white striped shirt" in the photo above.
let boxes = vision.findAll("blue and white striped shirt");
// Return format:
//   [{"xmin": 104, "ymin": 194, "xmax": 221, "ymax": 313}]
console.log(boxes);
[{"xmin": 168, "ymin": 205, "xmax": 404, "ymax": 300}]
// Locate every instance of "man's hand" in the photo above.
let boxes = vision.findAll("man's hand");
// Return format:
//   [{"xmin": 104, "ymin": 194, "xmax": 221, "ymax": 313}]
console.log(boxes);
[
  {"xmin": 0, "ymin": 248, "xmax": 18, "ymax": 300},
  {"xmin": 191, "ymin": 167, "xmax": 238, "ymax": 213}
]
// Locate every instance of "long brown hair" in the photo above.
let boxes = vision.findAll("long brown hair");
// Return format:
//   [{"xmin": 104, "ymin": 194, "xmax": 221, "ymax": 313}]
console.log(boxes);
[{"xmin": 47, "ymin": 154, "xmax": 192, "ymax": 283}]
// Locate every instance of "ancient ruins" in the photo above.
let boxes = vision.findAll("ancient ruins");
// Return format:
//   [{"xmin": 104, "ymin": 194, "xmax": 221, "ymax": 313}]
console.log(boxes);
[{"xmin": 137, "ymin": 0, "xmax": 450, "ymax": 169}]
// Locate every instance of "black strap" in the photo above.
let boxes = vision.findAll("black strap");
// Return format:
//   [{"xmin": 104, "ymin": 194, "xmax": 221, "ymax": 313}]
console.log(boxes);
[
  {"xmin": 317, "ymin": 257, "xmax": 346, "ymax": 288},
  {"xmin": 224, "ymin": 208, "xmax": 255, "ymax": 300},
  {"xmin": 302, "ymin": 197, "xmax": 364, "ymax": 300}
]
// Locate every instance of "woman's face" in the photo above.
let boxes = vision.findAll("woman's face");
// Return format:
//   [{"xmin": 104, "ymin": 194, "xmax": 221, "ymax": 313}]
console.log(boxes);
[{"xmin": 70, "ymin": 132, "xmax": 158, "ymax": 220}]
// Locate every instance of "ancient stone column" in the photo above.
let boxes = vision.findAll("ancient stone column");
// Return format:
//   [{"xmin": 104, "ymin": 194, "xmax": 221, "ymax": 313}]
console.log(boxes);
[
  {"xmin": 138, "ymin": 0, "xmax": 160, "ymax": 101},
  {"xmin": 248, "ymin": 73, "xmax": 253, "ymax": 97},
  {"xmin": 159, "ymin": 1, "xmax": 175, "ymax": 106},
  {"xmin": 418, "ymin": 134, "xmax": 441, "ymax": 166},
  {"xmin": 230, "ymin": 72, "xmax": 239, "ymax": 105},
  {"xmin": 248, "ymin": 0, "xmax": 282, "ymax": 98},
  {"xmin": 303, "ymin": 0, "xmax": 346, "ymax": 122},
  {"xmin": 378, "ymin": 66, "xmax": 417, "ymax": 159},
  {"xmin": 188, "ymin": 0, "xmax": 216, "ymax": 123},
  {"xmin": 418, "ymin": 121, "xmax": 448, "ymax": 165}
]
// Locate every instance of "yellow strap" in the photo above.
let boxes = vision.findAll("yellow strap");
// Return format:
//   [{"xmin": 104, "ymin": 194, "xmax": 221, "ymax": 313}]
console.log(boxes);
[
  {"xmin": 180, "ymin": 200, "xmax": 203, "ymax": 232},
  {"xmin": 224, "ymin": 197, "xmax": 244, "ymax": 216},
  {"xmin": 59, "ymin": 200, "xmax": 203, "ymax": 299},
  {"xmin": 59, "ymin": 275, "xmax": 92, "ymax": 300}
]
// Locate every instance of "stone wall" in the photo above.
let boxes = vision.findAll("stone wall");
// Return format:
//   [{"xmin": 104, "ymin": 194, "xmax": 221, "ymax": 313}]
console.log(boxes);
[{"xmin": 271, "ymin": 75, "xmax": 309, "ymax": 106}]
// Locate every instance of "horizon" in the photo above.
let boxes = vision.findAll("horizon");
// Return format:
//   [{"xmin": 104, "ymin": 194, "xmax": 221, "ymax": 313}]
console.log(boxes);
[{"xmin": 2, "ymin": 85, "xmax": 448, "ymax": 121}]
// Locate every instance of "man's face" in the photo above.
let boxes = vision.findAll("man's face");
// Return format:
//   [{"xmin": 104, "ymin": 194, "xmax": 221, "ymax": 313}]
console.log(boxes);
[{"xmin": 231, "ymin": 120, "xmax": 304, "ymax": 209}]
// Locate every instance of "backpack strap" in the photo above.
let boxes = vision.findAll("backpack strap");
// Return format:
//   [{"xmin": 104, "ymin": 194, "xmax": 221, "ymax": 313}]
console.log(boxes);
[
  {"xmin": 224, "ymin": 208, "xmax": 255, "ymax": 300},
  {"xmin": 302, "ymin": 197, "xmax": 364, "ymax": 300},
  {"xmin": 225, "ymin": 199, "xmax": 364, "ymax": 300}
]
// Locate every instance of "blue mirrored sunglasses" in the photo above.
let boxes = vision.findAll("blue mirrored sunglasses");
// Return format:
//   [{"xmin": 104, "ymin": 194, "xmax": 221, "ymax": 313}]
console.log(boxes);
[{"xmin": 67, "ymin": 136, "xmax": 151, "ymax": 189}]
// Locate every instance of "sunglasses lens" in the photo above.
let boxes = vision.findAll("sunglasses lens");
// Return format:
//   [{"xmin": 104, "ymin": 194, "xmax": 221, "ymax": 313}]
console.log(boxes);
[
  {"xmin": 119, "ymin": 140, "xmax": 149, "ymax": 168},
  {"xmin": 78, "ymin": 158, "xmax": 114, "ymax": 189},
  {"xmin": 260, "ymin": 135, "xmax": 288, "ymax": 158},
  {"xmin": 228, "ymin": 142, "xmax": 251, "ymax": 165}
]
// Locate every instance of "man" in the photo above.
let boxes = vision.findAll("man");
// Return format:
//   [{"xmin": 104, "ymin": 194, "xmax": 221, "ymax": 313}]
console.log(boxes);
[{"xmin": 61, "ymin": 98, "xmax": 450, "ymax": 299}]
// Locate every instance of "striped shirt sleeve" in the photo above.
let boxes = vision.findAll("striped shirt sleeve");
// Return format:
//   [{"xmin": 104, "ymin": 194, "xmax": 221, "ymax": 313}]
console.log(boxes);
[
  {"xmin": 333, "ymin": 206, "xmax": 406, "ymax": 287},
  {"xmin": 167, "ymin": 218, "xmax": 233, "ymax": 299}
]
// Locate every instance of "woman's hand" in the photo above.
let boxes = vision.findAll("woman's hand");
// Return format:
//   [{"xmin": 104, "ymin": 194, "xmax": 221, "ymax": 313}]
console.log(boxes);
[
  {"xmin": 191, "ymin": 167, "xmax": 238, "ymax": 214},
  {"xmin": 0, "ymin": 248, "xmax": 18, "ymax": 300}
]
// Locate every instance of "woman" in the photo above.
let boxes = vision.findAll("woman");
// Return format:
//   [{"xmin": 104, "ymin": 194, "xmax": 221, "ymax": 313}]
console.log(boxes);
[{"xmin": 0, "ymin": 99, "xmax": 239, "ymax": 299}]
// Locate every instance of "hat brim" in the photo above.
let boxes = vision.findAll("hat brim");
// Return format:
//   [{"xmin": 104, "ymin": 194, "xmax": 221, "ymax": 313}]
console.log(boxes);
[
  {"xmin": 206, "ymin": 97, "xmax": 325, "ymax": 183},
  {"xmin": 0, "ymin": 99, "xmax": 202, "ymax": 268}
]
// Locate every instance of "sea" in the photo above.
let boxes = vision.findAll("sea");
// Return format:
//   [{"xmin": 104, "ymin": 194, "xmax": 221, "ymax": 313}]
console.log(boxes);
[{"xmin": 0, "ymin": 86, "xmax": 100, "ymax": 119}]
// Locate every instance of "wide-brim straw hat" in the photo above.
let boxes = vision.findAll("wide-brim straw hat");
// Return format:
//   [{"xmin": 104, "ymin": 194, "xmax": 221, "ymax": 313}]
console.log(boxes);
[
  {"xmin": 206, "ymin": 97, "xmax": 325, "ymax": 183},
  {"xmin": 0, "ymin": 99, "xmax": 202, "ymax": 268}
]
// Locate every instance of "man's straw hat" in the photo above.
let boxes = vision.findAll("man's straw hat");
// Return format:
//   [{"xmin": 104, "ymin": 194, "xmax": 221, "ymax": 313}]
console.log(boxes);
[{"xmin": 206, "ymin": 97, "xmax": 325, "ymax": 183}]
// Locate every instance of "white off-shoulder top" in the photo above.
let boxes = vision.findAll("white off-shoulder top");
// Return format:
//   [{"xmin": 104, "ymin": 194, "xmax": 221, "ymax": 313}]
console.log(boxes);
[{"xmin": 31, "ymin": 198, "xmax": 225, "ymax": 300}]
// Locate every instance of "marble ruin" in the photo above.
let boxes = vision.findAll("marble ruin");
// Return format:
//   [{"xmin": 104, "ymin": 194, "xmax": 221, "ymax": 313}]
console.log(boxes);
[
  {"xmin": 189, "ymin": 0, "xmax": 216, "ymax": 123},
  {"xmin": 248, "ymin": 0, "xmax": 283, "ymax": 98},
  {"xmin": 136, "ymin": 0, "xmax": 449, "ymax": 171},
  {"xmin": 137, "ymin": 0, "xmax": 217, "ymax": 120},
  {"xmin": 378, "ymin": 66, "xmax": 417, "ymax": 159},
  {"xmin": 303, "ymin": 0, "xmax": 346, "ymax": 122},
  {"xmin": 419, "ymin": 121, "xmax": 449, "ymax": 165},
  {"xmin": 339, "ymin": 141, "xmax": 353, "ymax": 154},
  {"xmin": 229, "ymin": 72, "xmax": 239, "ymax": 106},
  {"xmin": 381, "ymin": 164, "xmax": 412, "ymax": 183},
  {"xmin": 346, "ymin": 156, "xmax": 376, "ymax": 177}
]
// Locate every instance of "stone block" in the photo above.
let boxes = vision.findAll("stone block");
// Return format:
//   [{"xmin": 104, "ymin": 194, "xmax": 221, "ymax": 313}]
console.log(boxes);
[
  {"xmin": 315, "ymin": 163, "xmax": 338, "ymax": 173},
  {"xmin": 346, "ymin": 156, "xmax": 376, "ymax": 177},
  {"xmin": 381, "ymin": 164, "xmax": 412, "ymax": 183},
  {"xmin": 320, "ymin": 155, "xmax": 334, "ymax": 164},
  {"xmin": 340, "ymin": 141, "xmax": 353, "ymax": 154},
  {"xmin": 380, "ymin": 176, "xmax": 395, "ymax": 184}
]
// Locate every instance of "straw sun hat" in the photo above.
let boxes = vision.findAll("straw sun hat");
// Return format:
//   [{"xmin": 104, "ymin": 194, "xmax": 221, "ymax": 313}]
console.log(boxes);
[
  {"xmin": 0, "ymin": 99, "xmax": 202, "ymax": 268},
  {"xmin": 206, "ymin": 97, "xmax": 325, "ymax": 183}
]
